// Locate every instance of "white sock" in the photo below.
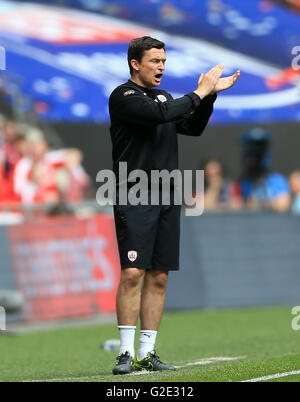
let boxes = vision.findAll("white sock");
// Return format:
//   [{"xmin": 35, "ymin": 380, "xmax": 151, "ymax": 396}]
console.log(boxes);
[
  {"xmin": 138, "ymin": 330, "xmax": 157, "ymax": 359},
  {"xmin": 118, "ymin": 325, "xmax": 136, "ymax": 358}
]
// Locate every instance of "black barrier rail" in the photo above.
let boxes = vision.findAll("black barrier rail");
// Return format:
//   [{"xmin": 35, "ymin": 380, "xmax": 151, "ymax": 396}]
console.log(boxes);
[{"xmin": 0, "ymin": 199, "xmax": 111, "ymax": 222}]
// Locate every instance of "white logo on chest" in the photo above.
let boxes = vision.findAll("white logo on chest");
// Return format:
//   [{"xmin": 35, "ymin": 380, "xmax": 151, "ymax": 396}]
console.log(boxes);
[{"xmin": 157, "ymin": 94, "xmax": 167, "ymax": 103}]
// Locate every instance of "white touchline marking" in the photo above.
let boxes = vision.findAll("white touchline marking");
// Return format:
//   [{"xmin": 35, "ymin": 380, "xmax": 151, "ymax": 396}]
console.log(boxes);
[
  {"xmin": 23, "ymin": 356, "xmax": 246, "ymax": 381},
  {"xmin": 130, "ymin": 370, "xmax": 151, "ymax": 375},
  {"xmin": 130, "ymin": 356, "xmax": 246, "ymax": 375},
  {"xmin": 24, "ymin": 375, "xmax": 103, "ymax": 382},
  {"xmin": 190, "ymin": 356, "xmax": 245, "ymax": 363},
  {"xmin": 241, "ymin": 370, "xmax": 300, "ymax": 382}
]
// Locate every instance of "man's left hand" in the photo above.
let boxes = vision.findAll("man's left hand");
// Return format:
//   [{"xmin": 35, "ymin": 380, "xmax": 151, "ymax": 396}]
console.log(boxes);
[{"xmin": 212, "ymin": 70, "xmax": 240, "ymax": 94}]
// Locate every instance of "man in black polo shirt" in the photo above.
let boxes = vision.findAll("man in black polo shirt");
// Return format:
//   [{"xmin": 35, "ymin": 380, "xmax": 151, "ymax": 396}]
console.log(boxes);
[{"xmin": 109, "ymin": 36, "xmax": 240, "ymax": 374}]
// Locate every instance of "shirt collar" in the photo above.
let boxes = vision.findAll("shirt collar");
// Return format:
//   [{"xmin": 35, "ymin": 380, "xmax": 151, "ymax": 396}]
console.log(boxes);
[{"xmin": 128, "ymin": 79, "xmax": 153, "ymax": 93}]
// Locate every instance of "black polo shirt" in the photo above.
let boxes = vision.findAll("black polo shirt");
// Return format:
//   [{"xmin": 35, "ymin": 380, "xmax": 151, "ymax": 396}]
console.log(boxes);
[{"xmin": 109, "ymin": 79, "xmax": 216, "ymax": 183}]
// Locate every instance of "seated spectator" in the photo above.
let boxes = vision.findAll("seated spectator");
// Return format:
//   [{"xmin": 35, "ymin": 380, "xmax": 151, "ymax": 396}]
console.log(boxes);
[
  {"xmin": 204, "ymin": 159, "xmax": 242, "ymax": 211},
  {"xmin": 240, "ymin": 127, "xmax": 290, "ymax": 213},
  {"xmin": 289, "ymin": 171, "xmax": 300, "ymax": 214}
]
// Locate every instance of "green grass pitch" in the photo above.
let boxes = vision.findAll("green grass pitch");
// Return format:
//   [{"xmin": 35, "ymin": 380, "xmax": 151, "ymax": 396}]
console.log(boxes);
[{"xmin": 1, "ymin": 306, "xmax": 300, "ymax": 382}]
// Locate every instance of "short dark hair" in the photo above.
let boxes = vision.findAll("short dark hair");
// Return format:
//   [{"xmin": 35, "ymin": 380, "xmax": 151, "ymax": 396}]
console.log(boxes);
[{"xmin": 127, "ymin": 36, "xmax": 165, "ymax": 75}]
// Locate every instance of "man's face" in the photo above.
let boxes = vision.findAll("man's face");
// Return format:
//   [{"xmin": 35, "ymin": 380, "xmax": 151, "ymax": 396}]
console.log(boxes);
[{"xmin": 132, "ymin": 48, "xmax": 166, "ymax": 88}]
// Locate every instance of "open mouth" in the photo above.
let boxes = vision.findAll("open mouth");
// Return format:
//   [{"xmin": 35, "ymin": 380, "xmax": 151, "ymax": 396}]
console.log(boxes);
[{"xmin": 155, "ymin": 73, "xmax": 163, "ymax": 80}]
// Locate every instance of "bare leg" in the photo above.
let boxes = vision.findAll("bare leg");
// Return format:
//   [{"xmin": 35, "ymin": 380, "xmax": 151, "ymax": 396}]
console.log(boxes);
[
  {"xmin": 140, "ymin": 270, "xmax": 169, "ymax": 330},
  {"xmin": 116, "ymin": 268, "xmax": 145, "ymax": 326}
]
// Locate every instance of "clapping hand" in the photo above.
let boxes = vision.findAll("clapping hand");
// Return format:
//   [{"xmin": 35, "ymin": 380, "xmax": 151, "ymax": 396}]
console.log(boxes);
[
  {"xmin": 212, "ymin": 70, "xmax": 240, "ymax": 94},
  {"xmin": 194, "ymin": 65, "xmax": 240, "ymax": 98}
]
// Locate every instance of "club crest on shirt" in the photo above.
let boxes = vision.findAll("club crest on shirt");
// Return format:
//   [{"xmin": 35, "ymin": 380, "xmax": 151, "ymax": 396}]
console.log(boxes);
[
  {"xmin": 123, "ymin": 90, "xmax": 135, "ymax": 96},
  {"xmin": 128, "ymin": 250, "xmax": 138, "ymax": 262},
  {"xmin": 157, "ymin": 94, "xmax": 167, "ymax": 103}
]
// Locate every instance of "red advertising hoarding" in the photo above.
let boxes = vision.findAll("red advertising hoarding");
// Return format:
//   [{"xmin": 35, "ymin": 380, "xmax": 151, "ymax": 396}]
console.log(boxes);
[{"xmin": 7, "ymin": 213, "xmax": 120, "ymax": 322}]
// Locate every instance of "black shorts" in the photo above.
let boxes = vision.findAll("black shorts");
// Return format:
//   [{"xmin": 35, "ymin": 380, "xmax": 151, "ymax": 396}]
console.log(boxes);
[{"xmin": 113, "ymin": 200, "xmax": 181, "ymax": 271}]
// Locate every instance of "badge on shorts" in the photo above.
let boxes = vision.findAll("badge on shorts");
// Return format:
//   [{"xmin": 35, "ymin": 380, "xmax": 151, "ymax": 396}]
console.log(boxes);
[
  {"xmin": 128, "ymin": 250, "xmax": 138, "ymax": 262},
  {"xmin": 123, "ymin": 90, "xmax": 135, "ymax": 96},
  {"xmin": 157, "ymin": 94, "xmax": 167, "ymax": 103}
]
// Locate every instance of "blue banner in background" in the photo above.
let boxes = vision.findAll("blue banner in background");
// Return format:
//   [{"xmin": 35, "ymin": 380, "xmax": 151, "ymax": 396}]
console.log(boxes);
[
  {"xmin": 0, "ymin": 1, "xmax": 299, "ymax": 124},
  {"xmin": 24, "ymin": 0, "xmax": 300, "ymax": 68}
]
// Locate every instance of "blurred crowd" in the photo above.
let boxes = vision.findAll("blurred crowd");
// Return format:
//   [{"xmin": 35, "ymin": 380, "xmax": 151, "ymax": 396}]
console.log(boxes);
[
  {"xmin": 203, "ymin": 127, "xmax": 300, "ymax": 214},
  {"xmin": 0, "ymin": 114, "xmax": 90, "ymax": 210},
  {"xmin": 1, "ymin": 114, "xmax": 299, "ymax": 215}
]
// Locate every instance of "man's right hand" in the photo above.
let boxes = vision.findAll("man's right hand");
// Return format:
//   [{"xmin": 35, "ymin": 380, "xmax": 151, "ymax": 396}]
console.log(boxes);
[{"xmin": 193, "ymin": 64, "xmax": 224, "ymax": 99}]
